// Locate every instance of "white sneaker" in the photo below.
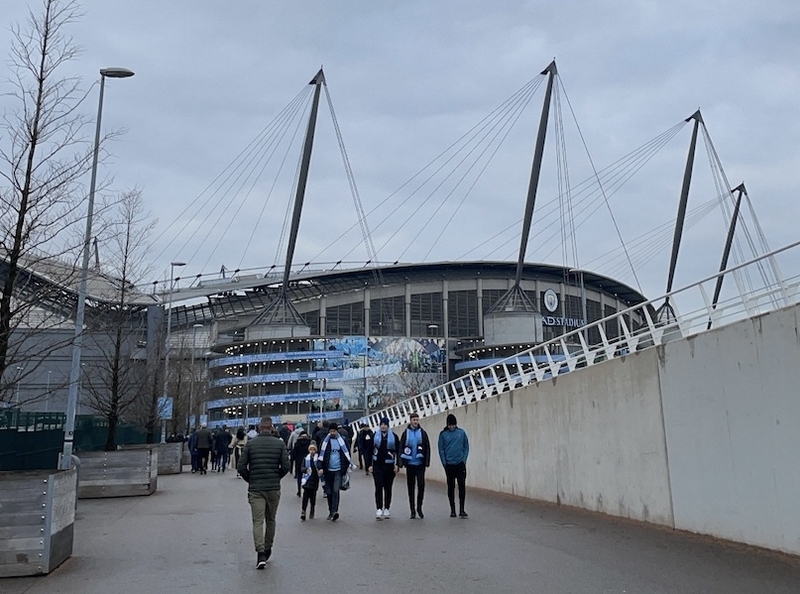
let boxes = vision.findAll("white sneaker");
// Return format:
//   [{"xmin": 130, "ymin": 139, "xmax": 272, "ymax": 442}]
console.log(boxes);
[
  {"xmin": 383, "ymin": 508, "xmax": 391, "ymax": 519},
  {"xmin": 375, "ymin": 508, "xmax": 383, "ymax": 520}
]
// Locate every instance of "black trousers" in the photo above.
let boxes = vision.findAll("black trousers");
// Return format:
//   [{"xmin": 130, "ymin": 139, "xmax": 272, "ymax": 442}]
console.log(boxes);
[
  {"xmin": 358, "ymin": 449, "xmax": 370, "ymax": 470},
  {"xmin": 301, "ymin": 489, "xmax": 317, "ymax": 514},
  {"xmin": 372, "ymin": 462, "xmax": 396, "ymax": 509},
  {"xmin": 198, "ymin": 448, "xmax": 210, "ymax": 471},
  {"xmin": 405, "ymin": 464, "xmax": 426, "ymax": 511},
  {"xmin": 444, "ymin": 462, "xmax": 467, "ymax": 512}
]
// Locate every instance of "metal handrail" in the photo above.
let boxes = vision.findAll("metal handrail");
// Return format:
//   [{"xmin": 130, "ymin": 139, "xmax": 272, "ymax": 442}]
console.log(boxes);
[{"xmin": 358, "ymin": 239, "xmax": 800, "ymax": 430}]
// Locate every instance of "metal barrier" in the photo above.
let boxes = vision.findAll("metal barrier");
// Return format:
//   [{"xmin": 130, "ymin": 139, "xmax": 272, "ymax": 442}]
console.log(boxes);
[
  {"xmin": 358, "ymin": 239, "xmax": 800, "ymax": 431},
  {"xmin": 0, "ymin": 413, "xmax": 149, "ymax": 471}
]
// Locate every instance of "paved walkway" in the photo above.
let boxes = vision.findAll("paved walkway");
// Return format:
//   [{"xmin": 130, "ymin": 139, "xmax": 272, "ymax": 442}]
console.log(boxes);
[{"xmin": 4, "ymin": 466, "xmax": 800, "ymax": 593}]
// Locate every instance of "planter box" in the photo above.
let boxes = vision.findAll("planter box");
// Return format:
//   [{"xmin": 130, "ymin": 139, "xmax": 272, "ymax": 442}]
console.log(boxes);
[
  {"xmin": 77, "ymin": 450, "xmax": 158, "ymax": 499},
  {"xmin": 121, "ymin": 443, "xmax": 183, "ymax": 475},
  {"xmin": 181, "ymin": 445, "xmax": 191, "ymax": 467},
  {"xmin": 0, "ymin": 468, "xmax": 77, "ymax": 577}
]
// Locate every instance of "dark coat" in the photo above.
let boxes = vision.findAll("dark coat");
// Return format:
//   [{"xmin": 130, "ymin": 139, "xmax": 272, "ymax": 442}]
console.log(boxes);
[
  {"xmin": 213, "ymin": 429, "xmax": 231, "ymax": 454},
  {"xmin": 195, "ymin": 427, "xmax": 212, "ymax": 449},
  {"xmin": 357, "ymin": 427, "xmax": 375, "ymax": 454},
  {"xmin": 372, "ymin": 429, "xmax": 400, "ymax": 466},
  {"xmin": 237, "ymin": 432, "xmax": 291, "ymax": 491},
  {"xmin": 301, "ymin": 453, "xmax": 321, "ymax": 492},
  {"xmin": 292, "ymin": 435, "xmax": 312, "ymax": 466},
  {"xmin": 399, "ymin": 425, "xmax": 431, "ymax": 468},
  {"xmin": 318, "ymin": 434, "xmax": 351, "ymax": 476}
]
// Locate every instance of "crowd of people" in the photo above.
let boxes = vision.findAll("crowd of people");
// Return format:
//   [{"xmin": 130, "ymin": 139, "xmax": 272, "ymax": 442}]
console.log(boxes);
[{"xmin": 183, "ymin": 413, "xmax": 470, "ymax": 570}]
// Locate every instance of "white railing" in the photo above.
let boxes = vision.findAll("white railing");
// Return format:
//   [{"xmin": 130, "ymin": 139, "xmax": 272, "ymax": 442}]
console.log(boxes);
[{"xmin": 358, "ymin": 239, "xmax": 800, "ymax": 431}]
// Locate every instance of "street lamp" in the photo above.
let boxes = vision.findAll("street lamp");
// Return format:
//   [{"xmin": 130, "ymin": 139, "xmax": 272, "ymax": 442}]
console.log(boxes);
[
  {"xmin": 189, "ymin": 323, "xmax": 203, "ymax": 431},
  {"xmin": 161, "ymin": 261, "xmax": 186, "ymax": 442},
  {"xmin": 45, "ymin": 370, "xmax": 51, "ymax": 413},
  {"xmin": 15, "ymin": 366, "xmax": 23, "ymax": 407},
  {"xmin": 60, "ymin": 66, "xmax": 134, "ymax": 469}
]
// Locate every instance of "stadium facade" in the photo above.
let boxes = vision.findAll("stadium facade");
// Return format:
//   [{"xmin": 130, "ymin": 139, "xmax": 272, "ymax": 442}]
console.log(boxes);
[{"xmin": 183, "ymin": 260, "xmax": 647, "ymax": 428}]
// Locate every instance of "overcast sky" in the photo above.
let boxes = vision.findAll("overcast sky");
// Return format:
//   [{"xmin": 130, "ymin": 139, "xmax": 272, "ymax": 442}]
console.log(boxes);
[{"xmin": 2, "ymin": 0, "xmax": 799, "ymax": 303}]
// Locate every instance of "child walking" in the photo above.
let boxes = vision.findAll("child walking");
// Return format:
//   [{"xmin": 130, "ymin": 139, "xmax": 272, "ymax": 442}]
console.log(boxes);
[{"xmin": 301, "ymin": 442, "xmax": 322, "ymax": 521}]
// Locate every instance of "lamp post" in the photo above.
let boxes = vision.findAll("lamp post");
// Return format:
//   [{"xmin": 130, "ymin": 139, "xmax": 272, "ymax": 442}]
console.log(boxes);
[
  {"xmin": 245, "ymin": 362, "xmax": 250, "ymax": 429},
  {"xmin": 45, "ymin": 370, "xmax": 51, "ymax": 413},
  {"xmin": 161, "ymin": 261, "xmax": 186, "ymax": 442},
  {"xmin": 60, "ymin": 66, "xmax": 134, "ymax": 469},
  {"xmin": 15, "ymin": 366, "xmax": 23, "ymax": 407},
  {"xmin": 188, "ymin": 323, "xmax": 203, "ymax": 431}
]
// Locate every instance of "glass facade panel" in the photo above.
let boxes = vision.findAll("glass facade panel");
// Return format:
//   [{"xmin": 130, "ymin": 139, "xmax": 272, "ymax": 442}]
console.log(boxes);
[
  {"xmin": 448, "ymin": 290, "xmax": 478, "ymax": 338},
  {"xmin": 301, "ymin": 309, "xmax": 319, "ymax": 335},
  {"xmin": 482, "ymin": 289, "xmax": 506, "ymax": 314},
  {"xmin": 604, "ymin": 305, "xmax": 618, "ymax": 339},
  {"xmin": 325, "ymin": 302, "xmax": 364, "ymax": 336},
  {"xmin": 587, "ymin": 299, "xmax": 602, "ymax": 345},
  {"xmin": 370, "ymin": 296, "xmax": 405, "ymax": 336},
  {"xmin": 410, "ymin": 292, "xmax": 443, "ymax": 336}
]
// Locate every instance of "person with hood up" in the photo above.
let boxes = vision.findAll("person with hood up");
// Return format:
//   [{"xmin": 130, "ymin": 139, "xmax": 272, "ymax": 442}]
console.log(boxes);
[
  {"xmin": 399, "ymin": 412, "xmax": 431, "ymax": 519},
  {"xmin": 372, "ymin": 416, "xmax": 400, "ymax": 520},
  {"xmin": 287, "ymin": 422, "xmax": 305, "ymax": 452},
  {"xmin": 438, "ymin": 413, "xmax": 470, "ymax": 518}
]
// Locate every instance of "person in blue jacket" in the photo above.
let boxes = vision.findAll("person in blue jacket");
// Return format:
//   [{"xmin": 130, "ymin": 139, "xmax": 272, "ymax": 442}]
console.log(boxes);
[{"xmin": 438, "ymin": 413, "xmax": 469, "ymax": 518}]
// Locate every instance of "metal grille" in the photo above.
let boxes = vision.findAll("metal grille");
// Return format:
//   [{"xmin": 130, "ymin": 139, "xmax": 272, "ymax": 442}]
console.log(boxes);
[
  {"xmin": 325, "ymin": 302, "xmax": 364, "ymax": 335},
  {"xmin": 410, "ymin": 292, "xmax": 443, "ymax": 336},
  {"xmin": 370, "ymin": 296, "xmax": 405, "ymax": 336},
  {"xmin": 448, "ymin": 290, "xmax": 478, "ymax": 338}
]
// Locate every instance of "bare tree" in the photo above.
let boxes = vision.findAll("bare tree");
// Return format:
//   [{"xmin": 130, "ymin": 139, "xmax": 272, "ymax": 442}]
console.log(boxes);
[
  {"xmin": 0, "ymin": 0, "xmax": 99, "ymax": 405},
  {"xmin": 165, "ymin": 332, "xmax": 193, "ymax": 436},
  {"xmin": 82, "ymin": 190, "xmax": 154, "ymax": 450}
]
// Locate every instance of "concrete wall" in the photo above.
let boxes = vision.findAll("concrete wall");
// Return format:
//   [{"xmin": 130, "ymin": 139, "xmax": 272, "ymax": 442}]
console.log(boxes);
[
  {"xmin": 659, "ymin": 305, "xmax": 800, "ymax": 555},
  {"xmin": 420, "ymin": 302, "xmax": 800, "ymax": 555},
  {"xmin": 424, "ymin": 347, "xmax": 674, "ymax": 526}
]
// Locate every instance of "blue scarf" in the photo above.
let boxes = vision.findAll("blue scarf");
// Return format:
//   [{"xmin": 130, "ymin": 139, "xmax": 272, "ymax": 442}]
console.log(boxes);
[
  {"xmin": 319, "ymin": 434, "xmax": 352, "ymax": 471},
  {"xmin": 373, "ymin": 430, "xmax": 396, "ymax": 464},
  {"xmin": 400, "ymin": 426, "xmax": 423, "ymax": 463}
]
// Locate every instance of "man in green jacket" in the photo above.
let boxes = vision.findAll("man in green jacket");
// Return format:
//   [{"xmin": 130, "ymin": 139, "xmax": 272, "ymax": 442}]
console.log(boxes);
[{"xmin": 238, "ymin": 416, "xmax": 291, "ymax": 569}]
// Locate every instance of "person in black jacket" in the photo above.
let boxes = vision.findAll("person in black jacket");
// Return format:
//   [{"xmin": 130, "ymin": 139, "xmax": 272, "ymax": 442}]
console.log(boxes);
[
  {"xmin": 213, "ymin": 425, "xmax": 232, "ymax": 472},
  {"xmin": 291, "ymin": 431, "xmax": 312, "ymax": 497},
  {"xmin": 372, "ymin": 416, "xmax": 400, "ymax": 520},
  {"xmin": 399, "ymin": 412, "xmax": 431, "ymax": 519},
  {"xmin": 356, "ymin": 423, "xmax": 374, "ymax": 475}
]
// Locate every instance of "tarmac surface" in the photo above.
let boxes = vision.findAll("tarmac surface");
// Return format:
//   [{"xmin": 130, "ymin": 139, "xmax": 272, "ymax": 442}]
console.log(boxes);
[{"xmin": 3, "ymin": 464, "xmax": 800, "ymax": 594}]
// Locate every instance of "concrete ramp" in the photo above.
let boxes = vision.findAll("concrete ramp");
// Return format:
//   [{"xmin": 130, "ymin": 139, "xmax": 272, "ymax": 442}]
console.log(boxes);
[{"xmin": 422, "ymin": 302, "xmax": 800, "ymax": 556}]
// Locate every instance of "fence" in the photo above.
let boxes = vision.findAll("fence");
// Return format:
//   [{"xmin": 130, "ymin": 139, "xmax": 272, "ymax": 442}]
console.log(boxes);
[{"xmin": 0, "ymin": 411, "xmax": 149, "ymax": 471}]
